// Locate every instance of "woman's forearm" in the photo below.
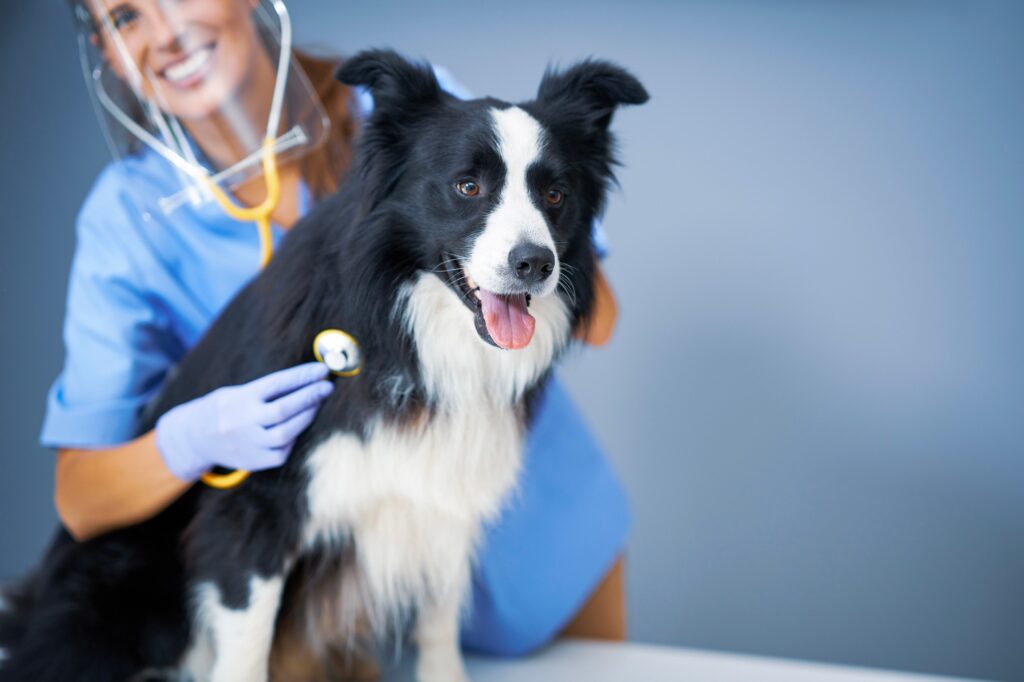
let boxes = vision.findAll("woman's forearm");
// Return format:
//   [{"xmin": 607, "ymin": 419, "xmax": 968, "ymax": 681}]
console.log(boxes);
[
  {"xmin": 55, "ymin": 431, "xmax": 191, "ymax": 541},
  {"xmin": 576, "ymin": 265, "xmax": 618, "ymax": 346},
  {"xmin": 560, "ymin": 556, "xmax": 627, "ymax": 641}
]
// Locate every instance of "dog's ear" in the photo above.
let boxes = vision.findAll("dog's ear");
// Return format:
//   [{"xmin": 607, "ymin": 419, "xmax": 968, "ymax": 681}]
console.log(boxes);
[
  {"xmin": 536, "ymin": 60, "xmax": 649, "ymax": 133},
  {"xmin": 336, "ymin": 50, "xmax": 445, "ymax": 214},
  {"xmin": 336, "ymin": 49, "xmax": 442, "ymax": 112},
  {"xmin": 528, "ymin": 61, "xmax": 647, "ymax": 249}
]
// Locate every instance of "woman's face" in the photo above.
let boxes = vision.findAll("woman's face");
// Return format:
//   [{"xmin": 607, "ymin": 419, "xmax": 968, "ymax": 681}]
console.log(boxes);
[{"xmin": 89, "ymin": 0, "xmax": 262, "ymax": 121}]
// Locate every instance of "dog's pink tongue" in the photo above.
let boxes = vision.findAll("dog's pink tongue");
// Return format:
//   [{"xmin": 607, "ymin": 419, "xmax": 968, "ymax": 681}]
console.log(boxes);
[{"xmin": 479, "ymin": 290, "xmax": 535, "ymax": 349}]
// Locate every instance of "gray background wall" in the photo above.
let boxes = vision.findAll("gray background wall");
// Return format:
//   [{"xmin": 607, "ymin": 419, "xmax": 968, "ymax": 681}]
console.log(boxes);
[{"xmin": 2, "ymin": 2, "xmax": 1022, "ymax": 680}]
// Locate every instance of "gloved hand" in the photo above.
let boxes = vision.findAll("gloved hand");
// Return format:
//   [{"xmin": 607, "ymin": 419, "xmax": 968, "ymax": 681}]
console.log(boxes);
[{"xmin": 155, "ymin": 362, "xmax": 334, "ymax": 482}]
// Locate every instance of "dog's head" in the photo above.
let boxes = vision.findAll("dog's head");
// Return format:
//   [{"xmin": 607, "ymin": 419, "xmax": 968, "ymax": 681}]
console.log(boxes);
[{"xmin": 337, "ymin": 50, "xmax": 647, "ymax": 351}]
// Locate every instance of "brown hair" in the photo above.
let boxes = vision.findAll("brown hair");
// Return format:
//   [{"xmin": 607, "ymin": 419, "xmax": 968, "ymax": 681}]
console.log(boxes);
[{"xmin": 294, "ymin": 51, "xmax": 359, "ymax": 201}]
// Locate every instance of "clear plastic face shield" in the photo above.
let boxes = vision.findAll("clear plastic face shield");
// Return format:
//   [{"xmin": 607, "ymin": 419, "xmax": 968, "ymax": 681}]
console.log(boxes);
[{"xmin": 74, "ymin": 0, "xmax": 328, "ymax": 256}]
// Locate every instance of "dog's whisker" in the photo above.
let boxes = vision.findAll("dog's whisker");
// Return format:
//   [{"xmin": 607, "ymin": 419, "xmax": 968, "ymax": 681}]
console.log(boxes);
[
  {"xmin": 432, "ymin": 254, "xmax": 474, "ymax": 276},
  {"xmin": 435, "ymin": 253, "xmax": 470, "ymax": 266},
  {"xmin": 432, "ymin": 258, "xmax": 463, "ymax": 273},
  {"xmin": 557, "ymin": 273, "xmax": 578, "ymax": 308}
]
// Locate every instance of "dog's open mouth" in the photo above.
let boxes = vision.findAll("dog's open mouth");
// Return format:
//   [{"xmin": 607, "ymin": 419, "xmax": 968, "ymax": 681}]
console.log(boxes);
[{"xmin": 441, "ymin": 255, "xmax": 535, "ymax": 350}]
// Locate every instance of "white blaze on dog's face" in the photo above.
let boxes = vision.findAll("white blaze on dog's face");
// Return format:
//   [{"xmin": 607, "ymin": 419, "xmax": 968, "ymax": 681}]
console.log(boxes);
[{"xmin": 460, "ymin": 106, "xmax": 561, "ymax": 351}]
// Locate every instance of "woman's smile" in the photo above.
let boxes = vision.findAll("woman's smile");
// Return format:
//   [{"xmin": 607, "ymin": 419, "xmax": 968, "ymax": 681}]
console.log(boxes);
[
  {"xmin": 90, "ymin": 0, "xmax": 265, "ymax": 121},
  {"xmin": 157, "ymin": 43, "xmax": 216, "ymax": 90}
]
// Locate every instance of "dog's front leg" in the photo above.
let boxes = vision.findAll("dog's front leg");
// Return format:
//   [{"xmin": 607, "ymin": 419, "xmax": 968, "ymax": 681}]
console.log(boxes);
[
  {"xmin": 182, "ymin": 495, "xmax": 299, "ymax": 682},
  {"xmin": 414, "ymin": 562, "xmax": 471, "ymax": 682},
  {"xmin": 189, "ymin": 573, "xmax": 285, "ymax": 682}
]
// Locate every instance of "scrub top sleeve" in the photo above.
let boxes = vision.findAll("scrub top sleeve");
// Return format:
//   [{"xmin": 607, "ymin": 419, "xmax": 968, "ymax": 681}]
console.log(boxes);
[{"xmin": 40, "ymin": 210, "xmax": 176, "ymax": 449}]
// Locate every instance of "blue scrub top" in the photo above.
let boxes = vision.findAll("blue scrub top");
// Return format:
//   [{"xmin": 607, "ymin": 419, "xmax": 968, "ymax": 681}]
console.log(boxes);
[{"xmin": 41, "ymin": 68, "xmax": 629, "ymax": 656}]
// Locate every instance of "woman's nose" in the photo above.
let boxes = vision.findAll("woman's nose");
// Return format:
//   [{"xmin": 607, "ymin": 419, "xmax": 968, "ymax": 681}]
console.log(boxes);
[{"xmin": 146, "ymin": 5, "xmax": 188, "ymax": 52}]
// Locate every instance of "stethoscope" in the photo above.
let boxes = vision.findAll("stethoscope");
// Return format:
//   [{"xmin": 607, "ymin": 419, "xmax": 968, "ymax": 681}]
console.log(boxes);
[{"xmin": 90, "ymin": 1, "xmax": 360, "ymax": 489}]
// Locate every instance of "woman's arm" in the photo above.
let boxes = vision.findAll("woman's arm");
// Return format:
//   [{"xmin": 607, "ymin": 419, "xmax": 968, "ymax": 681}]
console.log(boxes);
[
  {"xmin": 575, "ymin": 265, "xmax": 618, "ymax": 346},
  {"xmin": 568, "ymin": 265, "xmax": 625, "ymax": 637},
  {"xmin": 55, "ymin": 363, "xmax": 334, "ymax": 541},
  {"xmin": 55, "ymin": 431, "xmax": 189, "ymax": 542},
  {"xmin": 560, "ymin": 556, "xmax": 627, "ymax": 640}
]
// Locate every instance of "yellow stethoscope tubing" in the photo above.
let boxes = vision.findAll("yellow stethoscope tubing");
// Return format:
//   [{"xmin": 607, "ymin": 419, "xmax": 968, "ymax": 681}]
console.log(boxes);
[
  {"xmin": 202, "ymin": 138, "xmax": 281, "ymax": 268},
  {"xmin": 198, "ymin": 139, "xmax": 280, "ymax": 488}
]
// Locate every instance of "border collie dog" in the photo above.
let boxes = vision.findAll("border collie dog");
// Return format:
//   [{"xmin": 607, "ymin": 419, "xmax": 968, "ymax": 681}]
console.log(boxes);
[{"xmin": 0, "ymin": 50, "xmax": 647, "ymax": 682}]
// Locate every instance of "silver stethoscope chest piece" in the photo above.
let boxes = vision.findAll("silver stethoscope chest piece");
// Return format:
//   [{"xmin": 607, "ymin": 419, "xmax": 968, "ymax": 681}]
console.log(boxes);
[{"xmin": 313, "ymin": 329, "xmax": 362, "ymax": 377}]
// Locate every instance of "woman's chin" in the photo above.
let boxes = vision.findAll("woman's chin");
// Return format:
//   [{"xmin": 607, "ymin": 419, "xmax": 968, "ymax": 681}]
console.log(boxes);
[{"xmin": 160, "ymin": 83, "xmax": 237, "ymax": 123}]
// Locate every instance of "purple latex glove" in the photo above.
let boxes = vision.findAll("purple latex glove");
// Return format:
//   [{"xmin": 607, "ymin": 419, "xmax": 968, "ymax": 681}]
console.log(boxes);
[{"xmin": 155, "ymin": 362, "xmax": 334, "ymax": 482}]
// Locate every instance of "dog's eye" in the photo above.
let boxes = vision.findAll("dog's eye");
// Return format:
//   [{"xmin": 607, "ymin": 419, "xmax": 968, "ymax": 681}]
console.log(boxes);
[
  {"xmin": 545, "ymin": 188, "xmax": 564, "ymax": 207},
  {"xmin": 456, "ymin": 180, "xmax": 481, "ymax": 197}
]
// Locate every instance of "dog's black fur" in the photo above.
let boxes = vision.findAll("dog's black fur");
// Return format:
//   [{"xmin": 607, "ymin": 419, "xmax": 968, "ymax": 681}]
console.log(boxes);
[{"xmin": 0, "ymin": 50, "xmax": 647, "ymax": 681}]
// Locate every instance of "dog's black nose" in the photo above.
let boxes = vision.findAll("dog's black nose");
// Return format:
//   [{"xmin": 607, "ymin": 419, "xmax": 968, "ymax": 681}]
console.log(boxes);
[{"xmin": 509, "ymin": 243, "xmax": 555, "ymax": 284}]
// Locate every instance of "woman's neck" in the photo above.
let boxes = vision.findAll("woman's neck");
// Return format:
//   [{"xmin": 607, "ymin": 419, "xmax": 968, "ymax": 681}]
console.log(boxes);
[
  {"xmin": 182, "ymin": 44, "xmax": 279, "ymax": 187},
  {"xmin": 180, "ymin": 45, "xmax": 302, "ymax": 227}
]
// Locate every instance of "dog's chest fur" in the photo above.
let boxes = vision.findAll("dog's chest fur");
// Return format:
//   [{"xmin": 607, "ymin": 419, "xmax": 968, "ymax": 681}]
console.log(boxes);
[{"xmin": 300, "ymin": 273, "xmax": 570, "ymax": 619}]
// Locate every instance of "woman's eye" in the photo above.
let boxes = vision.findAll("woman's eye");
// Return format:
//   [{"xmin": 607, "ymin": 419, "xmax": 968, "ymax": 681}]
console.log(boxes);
[
  {"xmin": 109, "ymin": 6, "xmax": 140, "ymax": 30},
  {"xmin": 545, "ymin": 188, "xmax": 564, "ymax": 207},
  {"xmin": 456, "ymin": 180, "xmax": 481, "ymax": 197}
]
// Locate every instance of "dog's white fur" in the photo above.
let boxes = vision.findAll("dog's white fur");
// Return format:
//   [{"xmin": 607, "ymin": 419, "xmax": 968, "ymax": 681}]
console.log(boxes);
[
  {"xmin": 189, "ymin": 577, "xmax": 284, "ymax": 682},
  {"xmin": 467, "ymin": 107, "xmax": 560, "ymax": 297},
  {"xmin": 185, "ymin": 107, "xmax": 569, "ymax": 682}
]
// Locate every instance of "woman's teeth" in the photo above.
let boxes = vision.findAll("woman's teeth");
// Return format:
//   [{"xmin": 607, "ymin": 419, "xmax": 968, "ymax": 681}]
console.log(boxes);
[{"xmin": 163, "ymin": 47, "xmax": 213, "ymax": 84}]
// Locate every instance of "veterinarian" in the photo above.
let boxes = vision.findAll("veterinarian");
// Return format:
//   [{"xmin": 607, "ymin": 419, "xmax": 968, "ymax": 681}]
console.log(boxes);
[{"xmin": 46, "ymin": 0, "xmax": 629, "ymax": 658}]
